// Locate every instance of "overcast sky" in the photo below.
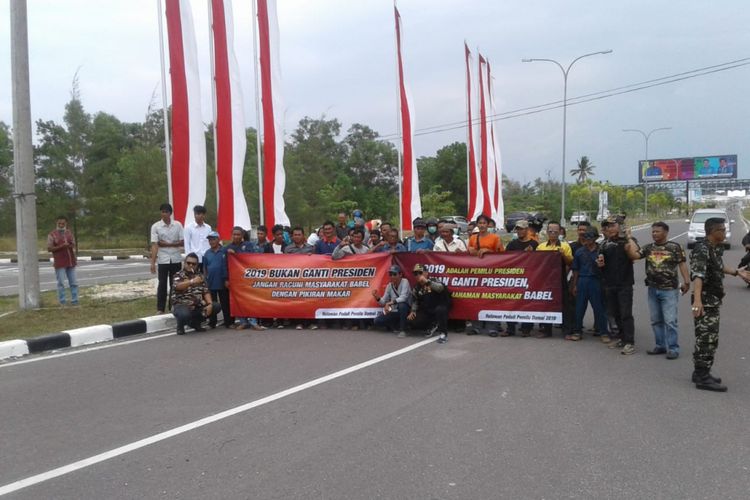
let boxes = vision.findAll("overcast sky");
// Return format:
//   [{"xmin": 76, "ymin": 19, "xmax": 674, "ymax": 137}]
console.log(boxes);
[{"xmin": 1, "ymin": 0, "xmax": 749, "ymax": 186}]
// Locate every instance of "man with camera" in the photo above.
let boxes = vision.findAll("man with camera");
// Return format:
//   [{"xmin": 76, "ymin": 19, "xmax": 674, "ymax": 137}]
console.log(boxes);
[{"xmin": 172, "ymin": 253, "xmax": 221, "ymax": 335}]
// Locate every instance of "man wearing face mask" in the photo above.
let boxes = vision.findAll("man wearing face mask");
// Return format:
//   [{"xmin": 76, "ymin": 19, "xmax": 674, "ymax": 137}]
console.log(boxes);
[{"xmin": 425, "ymin": 217, "xmax": 440, "ymax": 242}]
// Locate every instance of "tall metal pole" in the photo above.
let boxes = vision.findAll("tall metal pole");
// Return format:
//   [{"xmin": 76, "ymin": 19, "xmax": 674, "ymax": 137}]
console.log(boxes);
[
  {"xmin": 156, "ymin": 0, "xmax": 173, "ymax": 205},
  {"xmin": 522, "ymin": 50, "xmax": 612, "ymax": 225},
  {"xmin": 622, "ymin": 127, "xmax": 671, "ymax": 217},
  {"xmin": 10, "ymin": 0, "xmax": 40, "ymax": 309},
  {"xmin": 251, "ymin": 0, "xmax": 264, "ymax": 227}
]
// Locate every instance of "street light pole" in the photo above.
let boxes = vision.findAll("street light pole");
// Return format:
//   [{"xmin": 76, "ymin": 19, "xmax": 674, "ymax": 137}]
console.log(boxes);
[
  {"xmin": 522, "ymin": 50, "xmax": 612, "ymax": 225},
  {"xmin": 622, "ymin": 127, "xmax": 672, "ymax": 216}
]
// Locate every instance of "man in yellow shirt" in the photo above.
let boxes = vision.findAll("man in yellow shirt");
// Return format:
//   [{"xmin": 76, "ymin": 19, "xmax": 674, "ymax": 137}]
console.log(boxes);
[{"xmin": 536, "ymin": 221, "xmax": 573, "ymax": 337}]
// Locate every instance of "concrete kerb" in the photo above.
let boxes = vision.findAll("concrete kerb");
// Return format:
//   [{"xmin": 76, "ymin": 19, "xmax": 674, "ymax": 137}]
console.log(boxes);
[{"xmin": 0, "ymin": 313, "xmax": 176, "ymax": 361}]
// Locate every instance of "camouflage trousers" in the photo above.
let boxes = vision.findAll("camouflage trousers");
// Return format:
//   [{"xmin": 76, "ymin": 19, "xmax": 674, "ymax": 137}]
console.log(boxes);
[{"xmin": 693, "ymin": 306, "xmax": 720, "ymax": 371}]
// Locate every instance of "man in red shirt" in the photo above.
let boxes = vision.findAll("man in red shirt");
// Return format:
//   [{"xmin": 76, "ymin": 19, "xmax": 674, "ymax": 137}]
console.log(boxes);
[{"xmin": 47, "ymin": 215, "xmax": 78, "ymax": 306}]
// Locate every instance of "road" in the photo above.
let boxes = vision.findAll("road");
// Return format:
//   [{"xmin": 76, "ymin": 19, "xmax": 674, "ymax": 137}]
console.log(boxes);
[
  {"xmin": 1, "ymin": 220, "xmax": 749, "ymax": 498},
  {"xmin": 0, "ymin": 260, "xmax": 152, "ymax": 297}
]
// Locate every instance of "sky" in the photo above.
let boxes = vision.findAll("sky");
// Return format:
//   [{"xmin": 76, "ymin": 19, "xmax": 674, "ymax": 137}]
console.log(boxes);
[{"xmin": 1, "ymin": 0, "xmax": 749, "ymax": 187}]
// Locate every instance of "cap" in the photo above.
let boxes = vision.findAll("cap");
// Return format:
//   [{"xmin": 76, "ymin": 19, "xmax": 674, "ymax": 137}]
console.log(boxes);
[
  {"xmin": 582, "ymin": 229, "xmax": 598, "ymax": 240},
  {"xmin": 606, "ymin": 215, "xmax": 619, "ymax": 224},
  {"xmin": 412, "ymin": 217, "xmax": 426, "ymax": 228},
  {"xmin": 207, "ymin": 231, "xmax": 220, "ymax": 239},
  {"xmin": 514, "ymin": 220, "xmax": 529, "ymax": 229},
  {"xmin": 388, "ymin": 265, "xmax": 402, "ymax": 274},
  {"xmin": 413, "ymin": 263, "xmax": 425, "ymax": 273},
  {"xmin": 353, "ymin": 209, "xmax": 363, "ymax": 218},
  {"xmin": 425, "ymin": 217, "xmax": 438, "ymax": 226}
]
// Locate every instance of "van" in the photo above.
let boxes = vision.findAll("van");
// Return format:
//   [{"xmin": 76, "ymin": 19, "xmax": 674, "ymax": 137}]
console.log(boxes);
[{"xmin": 686, "ymin": 209, "xmax": 733, "ymax": 249}]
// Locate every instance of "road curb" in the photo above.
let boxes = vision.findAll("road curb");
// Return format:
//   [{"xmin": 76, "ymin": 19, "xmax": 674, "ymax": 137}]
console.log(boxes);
[
  {"xmin": 0, "ymin": 255, "xmax": 149, "ymax": 264},
  {"xmin": 0, "ymin": 314, "xmax": 176, "ymax": 361}
]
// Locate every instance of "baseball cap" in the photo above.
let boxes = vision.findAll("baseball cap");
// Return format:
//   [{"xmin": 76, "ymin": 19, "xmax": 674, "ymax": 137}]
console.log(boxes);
[
  {"xmin": 514, "ymin": 220, "xmax": 529, "ymax": 229},
  {"xmin": 413, "ymin": 263, "xmax": 424, "ymax": 273},
  {"xmin": 207, "ymin": 231, "xmax": 220, "ymax": 239},
  {"xmin": 582, "ymin": 229, "xmax": 597, "ymax": 240},
  {"xmin": 389, "ymin": 265, "xmax": 402, "ymax": 274},
  {"xmin": 412, "ymin": 217, "xmax": 426, "ymax": 228}
]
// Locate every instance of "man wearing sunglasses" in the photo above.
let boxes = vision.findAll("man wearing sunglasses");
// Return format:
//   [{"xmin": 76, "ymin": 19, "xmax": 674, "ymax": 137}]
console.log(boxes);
[
  {"xmin": 372, "ymin": 265, "xmax": 412, "ymax": 337},
  {"xmin": 408, "ymin": 264, "xmax": 451, "ymax": 344},
  {"xmin": 172, "ymin": 253, "xmax": 221, "ymax": 335}
]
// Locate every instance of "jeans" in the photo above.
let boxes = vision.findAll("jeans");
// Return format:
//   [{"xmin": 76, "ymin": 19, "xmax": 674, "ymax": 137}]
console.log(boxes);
[
  {"xmin": 647, "ymin": 287, "xmax": 680, "ymax": 353},
  {"xmin": 373, "ymin": 303, "xmax": 409, "ymax": 332},
  {"xmin": 604, "ymin": 286, "xmax": 635, "ymax": 344},
  {"xmin": 575, "ymin": 276, "xmax": 608, "ymax": 335},
  {"xmin": 55, "ymin": 266, "xmax": 78, "ymax": 305},
  {"xmin": 173, "ymin": 303, "xmax": 222, "ymax": 332}
]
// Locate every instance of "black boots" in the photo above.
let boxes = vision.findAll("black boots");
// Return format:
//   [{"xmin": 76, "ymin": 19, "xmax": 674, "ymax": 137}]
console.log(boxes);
[{"xmin": 692, "ymin": 370, "xmax": 727, "ymax": 392}]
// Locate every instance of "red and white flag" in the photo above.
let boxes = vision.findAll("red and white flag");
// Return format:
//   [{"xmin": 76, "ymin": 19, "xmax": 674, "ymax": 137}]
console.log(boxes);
[
  {"xmin": 164, "ymin": 0, "xmax": 206, "ymax": 225},
  {"xmin": 465, "ymin": 43, "xmax": 483, "ymax": 222},
  {"xmin": 477, "ymin": 54, "xmax": 493, "ymax": 218},
  {"xmin": 256, "ymin": 0, "xmax": 290, "ymax": 228},
  {"xmin": 486, "ymin": 60, "xmax": 504, "ymax": 227},
  {"xmin": 394, "ymin": 6, "xmax": 421, "ymax": 231},
  {"xmin": 211, "ymin": 0, "xmax": 252, "ymax": 238}
]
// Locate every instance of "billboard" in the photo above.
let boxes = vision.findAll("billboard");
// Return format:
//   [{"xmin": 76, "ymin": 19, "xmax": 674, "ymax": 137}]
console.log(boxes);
[{"xmin": 638, "ymin": 154, "xmax": 737, "ymax": 183}]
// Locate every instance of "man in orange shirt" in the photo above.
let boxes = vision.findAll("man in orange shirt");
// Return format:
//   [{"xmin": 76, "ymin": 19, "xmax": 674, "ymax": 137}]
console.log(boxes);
[{"xmin": 468, "ymin": 214, "xmax": 504, "ymax": 257}]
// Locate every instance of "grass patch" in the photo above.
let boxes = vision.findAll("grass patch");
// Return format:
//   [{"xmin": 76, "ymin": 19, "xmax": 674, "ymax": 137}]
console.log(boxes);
[
  {"xmin": 0, "ymin": 287, "xmax": 157, "ymax": 342},
  {"xmin": 743, "ymin": 207, "xmax": 750, "ymax": 222}
]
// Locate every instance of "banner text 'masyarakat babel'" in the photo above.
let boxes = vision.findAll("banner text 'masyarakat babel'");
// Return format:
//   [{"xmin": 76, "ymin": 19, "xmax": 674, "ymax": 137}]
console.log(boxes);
[{"xmin": 228, "ymin": 252, "xmax": 562, "ymax": 323}]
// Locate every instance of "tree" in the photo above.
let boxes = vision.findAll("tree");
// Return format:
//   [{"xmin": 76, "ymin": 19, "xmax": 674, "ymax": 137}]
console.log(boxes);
[
  {"xmin": 570, "ymin": 155, "xmax": 596, "ymax": 184},
  {"xmin": 0, "ymin": 122, "xmax": 14, "ymax": 231},
  {"xmin": 417, "ymin": 142, "xmax": 468, "ymax": 216}
]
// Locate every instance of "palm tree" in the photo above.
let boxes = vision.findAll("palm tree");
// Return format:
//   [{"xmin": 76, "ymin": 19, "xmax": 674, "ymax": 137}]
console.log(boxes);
[{"xmin": 570, "ymin": 156, "xmax": 596, "ymax": 184}]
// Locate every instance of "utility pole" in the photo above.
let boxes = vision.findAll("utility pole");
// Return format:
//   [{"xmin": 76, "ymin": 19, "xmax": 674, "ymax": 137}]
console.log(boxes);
[{"xmin": 10, "ymin": 0, "xmax": 40, "ymax": 309}]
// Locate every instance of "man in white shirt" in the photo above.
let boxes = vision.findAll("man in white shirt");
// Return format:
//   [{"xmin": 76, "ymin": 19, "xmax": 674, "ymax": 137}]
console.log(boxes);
[
  {"xmin": 183, "ymin": 205, "xmax": 211, "ymax": 270},
  {"xmin": 150, "ymin": 203, "xmax": 184, "ymax": 314},
  {"xmin": 433, "ymin": 224, "xmax": 468, "ymax": 252}
]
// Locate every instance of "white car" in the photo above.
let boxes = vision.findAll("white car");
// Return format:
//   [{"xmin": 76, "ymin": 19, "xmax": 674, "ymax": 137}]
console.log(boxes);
[{"xmin": 686, "ymin": 209, "xmax": 733, "ymax": 249}]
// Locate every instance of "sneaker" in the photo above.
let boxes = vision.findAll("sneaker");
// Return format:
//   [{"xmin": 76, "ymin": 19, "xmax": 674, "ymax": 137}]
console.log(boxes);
[
  {"xmin": 620, "ymin": 344, "xmax": 635, "ymax": 355},
  {"xmin": 600, "ymin": 335, "xmax": 611, "ymax": 344},
  {"xmin": 276, "ymin": 323, "xmax": 284, "ymax": 329},
  {"xmin": 608, "ymin": 340, "xmax": 625, "ymax": 349},
  {"xmin": 252, "ymin": 324, "xmax": 267, "ymax": 331},
  {"xmin": 425, "ymin": 324, "xmax": 439, "ymax": 338},
  {"xmin": 437, "ymin": 333, "xmax": 448, "ymax": 344},
  {"xmin": 176, "ymin": 327, "xmax": 185, "ymax": 335},
  {"xmin": 310, "ymin": 324, "xmax": 319, "ymax": 330},
  {"xmin": 295, "ymin": 324, "xmax": 304, "ymax": 330},
  {"xmin": 666, "ymin": 351, "xmax": 679, "ymax": 360},
  {"xmin": 396, "ymin": 331, "xmax": 407, "ymax": 338},
  {"xmin": 646, "ymin": 347, "xmax": 667, "ymax": 355},
  {"xmin": 487, "ymin": 329, "xmax": 499, "ymax": 337}
]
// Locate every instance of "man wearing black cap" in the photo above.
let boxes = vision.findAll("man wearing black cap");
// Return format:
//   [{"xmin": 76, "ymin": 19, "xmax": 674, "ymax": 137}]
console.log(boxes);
[
  {"xmin": 405, "ymin": 218, "xmax": 434, "ymax": 252},
  {"xmin": 408, "ymin": 264, "xmax": 451, "ymax": 343},
  {"xmin": 597, "ymin": 215, "xmax": 639, "ymax": 355},
  {"xmin": 570, "ymin": 228, "xmax": 609, "ymax": 341},
  {"xmin": 372, "ymin": 265, "xmax": 412, "ymax": 337}
]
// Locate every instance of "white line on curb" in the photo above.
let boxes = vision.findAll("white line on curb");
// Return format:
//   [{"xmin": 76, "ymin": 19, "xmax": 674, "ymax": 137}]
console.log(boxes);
[{"xmin": 0, "ymin": 337, "xmax": 437, "ymax": 496}]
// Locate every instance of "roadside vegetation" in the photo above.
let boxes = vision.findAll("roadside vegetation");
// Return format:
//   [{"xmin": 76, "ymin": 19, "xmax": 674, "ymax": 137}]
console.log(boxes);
[{"xmin": 0, "ymin": 283, "xmax": 156, "ymax": 342}]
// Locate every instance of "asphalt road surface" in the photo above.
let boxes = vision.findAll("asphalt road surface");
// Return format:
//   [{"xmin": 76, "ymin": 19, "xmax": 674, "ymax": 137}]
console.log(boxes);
[
  {"xmin": 0, "ymin": 260, "xmax": 152, "ymax": 297},
  {"xmin": 1, "ymin": 220, "xmax": 749, "ymax": 499}
]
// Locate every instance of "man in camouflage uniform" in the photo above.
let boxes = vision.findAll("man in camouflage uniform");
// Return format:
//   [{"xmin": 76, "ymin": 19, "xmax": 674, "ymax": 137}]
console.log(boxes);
[
  {"xmin": 408, "ymin": 264, "xmax": 451, "ymax": 344},
  {"xmin": 689, "ymin": 217, "xmax": 750, "ymax": 391},
  {"xmin": 172, "ymin": 253, "xmax": 221, "ymax": 335}
]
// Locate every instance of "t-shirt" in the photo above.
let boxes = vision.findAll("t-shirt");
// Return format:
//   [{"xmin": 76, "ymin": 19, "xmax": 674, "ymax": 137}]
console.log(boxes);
[
  {"xmin": 639, "ymin": 240, "xmax": 686, "ymax": 290},
  {"xmin": 599, "ymin": 237, "xmax": 635, "ymax": 287},
  {"xmin": 468, "ymin": 232, "xmax": 505, "ymax": 253},
  {"xmin": 537, "ymin": 240, "xmax": 573, "ymax": 265},
  {"xmin": 284, "ymin": 243, "xmax": 314, "ymax": 254},
  {"xmin": 505, "ymin": 238, "xmax": 538, "ymax": 252}
]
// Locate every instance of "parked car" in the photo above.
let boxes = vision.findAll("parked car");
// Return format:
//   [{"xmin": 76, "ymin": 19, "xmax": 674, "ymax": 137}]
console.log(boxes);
[
  {"xmin": 686, "ymin": 208, "xmax": 733, "ymax": 249},
  {"xmin": 504, "ymin": 211, "xmax": 547, "ymax": 233},
  {"xmin": 439, "ymin": 215, "xmax": 469, "ymax": 234},
  {"xmin": 570, "ymin": 211, "xmax": 590, "ymax": 225}
]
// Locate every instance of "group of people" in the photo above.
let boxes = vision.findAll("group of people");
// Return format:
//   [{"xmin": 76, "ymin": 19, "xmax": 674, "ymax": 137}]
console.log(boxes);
[{"xmin": 41, "ymin": 202, "xmax": 746, "ymax": 393}]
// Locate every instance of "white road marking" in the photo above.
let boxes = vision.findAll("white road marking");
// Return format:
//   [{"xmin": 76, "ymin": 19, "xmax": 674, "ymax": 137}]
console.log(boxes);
[
  {"xmin": 0, "ymin": 337, "xmax": 438, "ymax": 496},
  {"xmin": 0, "ymin": 332, "xmax": 176, "ymax": 368}
]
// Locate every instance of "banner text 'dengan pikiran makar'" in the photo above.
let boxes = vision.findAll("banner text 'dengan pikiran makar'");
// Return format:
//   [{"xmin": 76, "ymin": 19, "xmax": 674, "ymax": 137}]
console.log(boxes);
[{"xmin": 229, "ymin": 252, "xmax": 562, "ymax": 322}]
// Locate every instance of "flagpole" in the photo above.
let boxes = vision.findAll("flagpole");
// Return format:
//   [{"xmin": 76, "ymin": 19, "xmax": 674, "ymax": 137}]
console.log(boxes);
[
  {"xmin": 156, "ymin": 0, "xmax": 173, "ymax": 205},
  {"xmin": 464, "ymin": 41, "xmax": 471, "ymax": 220},
  {"xmin": 207, "ymin": 0, "xmax": 219, "ymax": 211},
  {"xmin": 251, "ymin": 0, "xmax": 264, "ymax": 227},
  {"xmin": 394, "ymin": 2, "xmax": 403, "ymax": 238}
]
